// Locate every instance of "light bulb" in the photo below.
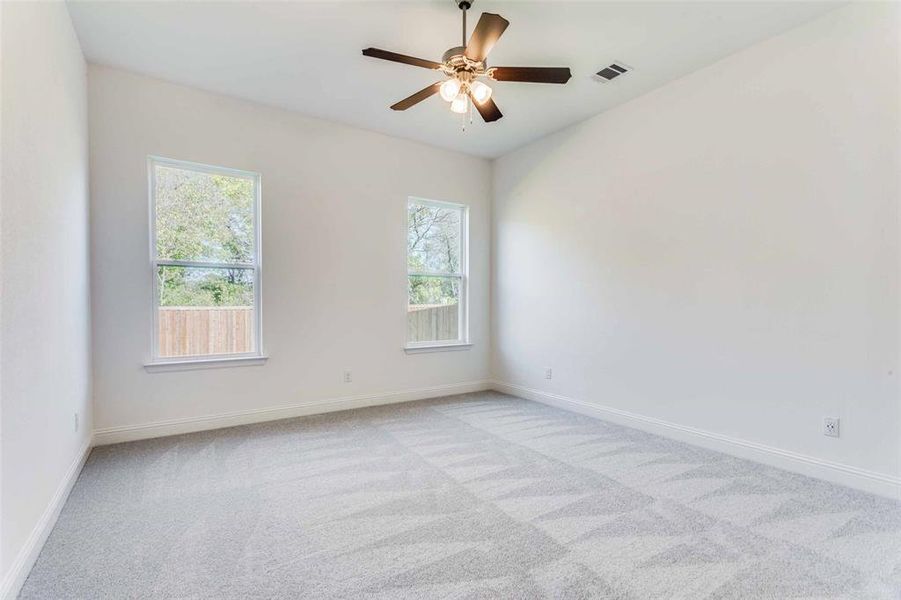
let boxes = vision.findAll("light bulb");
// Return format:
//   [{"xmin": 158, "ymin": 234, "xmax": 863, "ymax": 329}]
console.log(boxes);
[
  {"xmin": 439, "ymin": 79, "xmax": 461, "ymax": 102},
  {"xmin": 470, "ymin": 80, "xmax": 492, "ymax": 105},
  {"xmin": 450, "ymin": 93, "xmax": 468, "ymax": 114}
]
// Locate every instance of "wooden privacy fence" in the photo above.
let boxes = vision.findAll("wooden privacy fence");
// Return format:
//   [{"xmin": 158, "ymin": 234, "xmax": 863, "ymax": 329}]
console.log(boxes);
[
  {"xmin": 407, "ymin": 304, "xmax": 458, "ymax": 342},
  {"xmin": 159, "ymin": 307, "xmax": 253, "ymax": 357}
]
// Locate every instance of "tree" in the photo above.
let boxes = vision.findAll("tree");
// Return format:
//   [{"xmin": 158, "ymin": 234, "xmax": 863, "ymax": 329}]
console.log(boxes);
[
  {"xmin": 155, "ymin": 167, "xmax": 254, "ymax": 307},
  {"xmin": 407, "ymin": 204, "xmax": 460, "ymax": 307}
]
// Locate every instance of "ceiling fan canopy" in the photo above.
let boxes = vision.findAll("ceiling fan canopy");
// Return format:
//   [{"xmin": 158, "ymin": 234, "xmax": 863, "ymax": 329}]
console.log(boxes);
[{"xmin": 362, "ymin": 1, "xmax": 572, "ymax": 124}]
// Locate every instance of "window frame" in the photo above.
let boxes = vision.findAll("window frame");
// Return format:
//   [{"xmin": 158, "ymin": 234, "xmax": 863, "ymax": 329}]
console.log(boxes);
[
  {"xmin": 404, "ymin": 196, "xmax": 470, "ymax": 352},
  {"xmin": 146, "ymin": 156, "xmax": 265, "ymax": 369}
]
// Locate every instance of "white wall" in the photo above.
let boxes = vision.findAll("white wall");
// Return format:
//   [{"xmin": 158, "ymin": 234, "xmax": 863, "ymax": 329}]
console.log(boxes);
[
  {"xmin": 0, "ymin": 0, "xmax": 92, "ymax": 594},
  {"xmin": 89, "ymin": 66, "xmax": 491, "ymax": 439},
  {"xmin": 492, "ymin": 3, "xmax": 900, "ymax": 491}
]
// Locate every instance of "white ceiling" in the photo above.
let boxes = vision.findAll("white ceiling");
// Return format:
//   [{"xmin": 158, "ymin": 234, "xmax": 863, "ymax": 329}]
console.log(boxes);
[{"xmin": 67, "ymin": 1, "xmax": 840, "ymax": 158}]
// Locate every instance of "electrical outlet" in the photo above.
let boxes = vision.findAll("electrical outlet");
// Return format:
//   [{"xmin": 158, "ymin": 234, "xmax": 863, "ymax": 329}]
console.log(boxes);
[
  {"xmin": 74, "ymin": 412, "xmax": 79, "ymax": 432},
  {"xmin": 343, "ymin": 370, "xmax": 352, "ymax": 384},
  {"xmin": 823, "ymin": 417, "xmax": 840, "ymax": 438},
  {"xmin": 544, "ymin": 368, "xmax": 553, "ymax": 380}
]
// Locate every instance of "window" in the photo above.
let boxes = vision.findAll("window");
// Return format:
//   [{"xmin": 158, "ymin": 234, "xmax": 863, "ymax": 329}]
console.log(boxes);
[
  {"xmin": 406, "ymin": 198, "xmax": 468, "ymax": 349},
  {"xmin": 149, "ymin": 157, "xmax": 262, "ymax": 365}
]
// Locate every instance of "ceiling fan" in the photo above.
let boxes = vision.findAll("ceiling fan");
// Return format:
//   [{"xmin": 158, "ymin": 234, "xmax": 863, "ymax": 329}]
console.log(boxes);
[{"xmin": 362, "ymin": 0, "xmax": 572, "ymax": 124}]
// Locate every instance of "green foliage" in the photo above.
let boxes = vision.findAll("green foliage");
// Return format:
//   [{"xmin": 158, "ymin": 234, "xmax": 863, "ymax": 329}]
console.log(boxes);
[
  {"xmin": 158, "ymin": 267, "xmax": 253, "ymax": 307},
  {"xmin": 408, "ymin": 275, "xmax": 459, "ymax": 307},
  {"xmin": 156, "ymin": 167, "xmax": 253, "ymax": 263},
  {"xmin": 155, "ymin": 166, "xmax": 255, "ymax": 307},
  {"xmin": 407, "ymin": 203, "xmax": 461, "ymax": 307}
]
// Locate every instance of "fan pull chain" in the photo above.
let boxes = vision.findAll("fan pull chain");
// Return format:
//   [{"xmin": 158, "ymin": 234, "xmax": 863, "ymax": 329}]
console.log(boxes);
[{"xmin": 461, "ymin": 95, "xmax": 471, "ymax": 132}]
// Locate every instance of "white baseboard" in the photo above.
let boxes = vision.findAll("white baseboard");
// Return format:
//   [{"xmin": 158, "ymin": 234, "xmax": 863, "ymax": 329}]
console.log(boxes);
[
  {"xmin": 1, "ymin": 437, "xmax": 93, "ymax": 600},
  {"xmin": 492, "ymin": 380, "xmax": 901, "ymax": 500},
  {"xmin": 93, "ymin": 380, "xmax": 492, "ymax": 446}
]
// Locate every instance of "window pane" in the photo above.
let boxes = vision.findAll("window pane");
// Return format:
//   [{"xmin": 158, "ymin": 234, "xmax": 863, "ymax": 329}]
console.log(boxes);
[
  {"xmin": 407, "ymin": 275, "xmax": 460, "ymax": 343},
  {"xmin": 155, "ymin": 164, "xmax": 254, "ymax": 264},
  {"xmin": 407, "ymin": 203, "xmax": 461, "ymax": 274},
  {"xmin": 157, "ymin": 265, "xmax": 254, "ymax": 357}
]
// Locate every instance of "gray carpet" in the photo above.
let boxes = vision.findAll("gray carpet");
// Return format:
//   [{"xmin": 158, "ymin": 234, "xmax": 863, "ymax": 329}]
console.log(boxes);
[{"xmin": 19, "ymin": 392, "xmax": 901, "ymax": 599}]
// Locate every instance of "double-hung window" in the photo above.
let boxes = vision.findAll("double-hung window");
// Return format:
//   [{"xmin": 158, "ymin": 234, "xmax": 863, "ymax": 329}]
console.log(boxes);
[
  {"xmin": 406, "ymin": 198, "xmax": 469, "ymax": 349},
  {"xmin": 149, "ymin": 157, "xmax": 263, "ymax": 364}
]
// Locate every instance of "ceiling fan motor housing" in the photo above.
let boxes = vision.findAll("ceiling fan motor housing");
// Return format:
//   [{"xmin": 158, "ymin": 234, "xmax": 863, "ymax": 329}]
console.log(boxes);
[{"xmin": 441, "ymin": 47, "xmax": 485, "ymax": 77}]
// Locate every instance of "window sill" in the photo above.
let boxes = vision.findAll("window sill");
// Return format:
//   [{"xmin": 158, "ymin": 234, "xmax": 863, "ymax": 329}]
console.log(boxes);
[
  {"xmin": 144, "ymin": 355, "xmax": 268, "ymax": 373},
  {"xmin": 404, "ymin": 343, "xmax": 472, "ymax": 354}
]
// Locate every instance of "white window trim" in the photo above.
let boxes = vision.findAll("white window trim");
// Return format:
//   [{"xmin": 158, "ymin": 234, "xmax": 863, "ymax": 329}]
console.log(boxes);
[
  {"xmin": 144, "ymin": 355, "xmax": 268, "ymax": 373},
  {"xmin": 145, "ymin": 156, "xmax": 266, "ymax": 370},
  {"xmin": 404, "ymin": 196, "xmax": 470, "ymax": 352}
]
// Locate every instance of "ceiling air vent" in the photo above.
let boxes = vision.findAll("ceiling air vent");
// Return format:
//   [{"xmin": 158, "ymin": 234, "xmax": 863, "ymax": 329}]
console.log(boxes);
[{"xmin": 595, "ymin": 62, "xmax": 631, "ymax": 82}]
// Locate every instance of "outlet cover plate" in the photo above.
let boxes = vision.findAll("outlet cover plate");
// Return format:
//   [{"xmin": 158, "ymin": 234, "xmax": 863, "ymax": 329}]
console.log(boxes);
[{"xmin": 823, "ymin": 417, "xmax": 840, "ymax": 438}]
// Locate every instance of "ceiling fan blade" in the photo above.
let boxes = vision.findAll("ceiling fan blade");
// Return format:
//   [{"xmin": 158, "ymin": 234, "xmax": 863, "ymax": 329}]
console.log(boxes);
[
  {"xmin": 390, "ymin": 82, "xmax": 442, "ymax": 111},
  {"xmin": 490, "ymin": 67, "xmax": 572, "ymax": 84},
  {"xmin": 464, "ymin": 13, "xmax": 509, "ymax": 62},
  {"xmin": 474, "ymin": 96, "xmax": 503, "ymax": 122},
  {"xmin": 362, "ymin": 48, "xmax": 443, "ymax": 70}
]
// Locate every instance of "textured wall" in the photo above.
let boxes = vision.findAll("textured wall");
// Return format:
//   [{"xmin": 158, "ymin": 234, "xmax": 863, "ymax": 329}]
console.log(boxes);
[
  {"xmin": 1, "ymin": 0, "xmax": 91, "ymax": 590},
  {"xmin": 492, "ymin": 3, "xmax": 900, "ymax": 482},
  {"xmin": 88, "ymin": 66, "xmax": 491, "ymax": 431}
]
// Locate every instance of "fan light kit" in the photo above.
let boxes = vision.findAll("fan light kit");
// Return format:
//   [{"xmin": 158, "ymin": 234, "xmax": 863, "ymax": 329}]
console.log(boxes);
[{"xmin": 363, "ymin": 0, "xmax": 572, "ymax": 127}]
